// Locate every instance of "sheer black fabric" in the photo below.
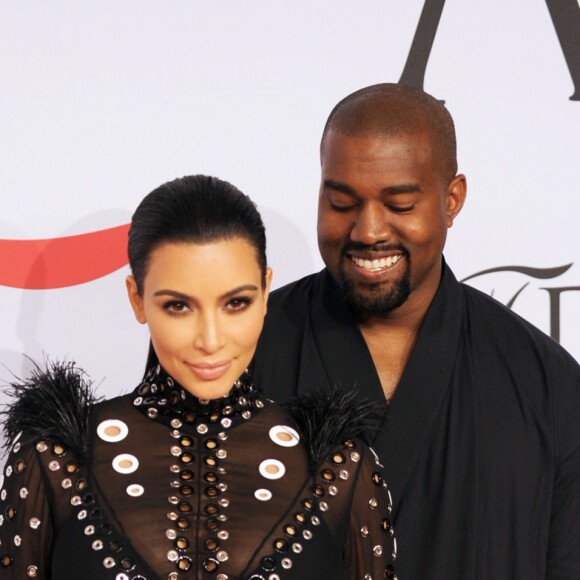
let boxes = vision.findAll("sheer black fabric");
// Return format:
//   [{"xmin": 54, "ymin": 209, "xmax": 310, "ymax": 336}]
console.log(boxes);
[{"xmin": 0, "ymin": 366, "xmax": 397, "ymax": 579}]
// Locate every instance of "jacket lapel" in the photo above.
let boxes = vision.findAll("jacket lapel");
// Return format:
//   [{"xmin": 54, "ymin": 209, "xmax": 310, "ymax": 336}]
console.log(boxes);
[
  {"xmin": 301, "ymin": 265, "xmax": 464, "ymax": 504},
  {"xmin": 304, "ymin": 269, "xmax": 386, "ymax": 405},
  {"xmin": 376, "ymin": 264, "xmax": 464, "ymax": 503}
]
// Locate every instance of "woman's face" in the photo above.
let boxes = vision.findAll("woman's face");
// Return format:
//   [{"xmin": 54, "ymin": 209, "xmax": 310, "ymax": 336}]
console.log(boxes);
[{"xmin": 126, "ymin": 238, "xmax": 272, "ymax": 399}]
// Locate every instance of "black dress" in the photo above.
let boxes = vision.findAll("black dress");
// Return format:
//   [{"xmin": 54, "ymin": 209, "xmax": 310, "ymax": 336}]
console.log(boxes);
[{"xmin": 0, "ymin": 363, "xmax": 397, "ymax": 579}]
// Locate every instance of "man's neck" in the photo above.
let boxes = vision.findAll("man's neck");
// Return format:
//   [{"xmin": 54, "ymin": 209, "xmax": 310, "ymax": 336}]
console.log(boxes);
[
  {"xmin": 355, "ymin": 280, "xmax": 440, "ymax": 403},
  {"xmin": 358, "ymin": 316, "xmax": 422, "ymax": 403}
]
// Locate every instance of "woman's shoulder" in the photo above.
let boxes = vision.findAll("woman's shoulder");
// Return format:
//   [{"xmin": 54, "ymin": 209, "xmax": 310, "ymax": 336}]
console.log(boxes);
[
  {"xmin": 263, "ymin": 386, "xmax": 383, "ymax": 474},
  {"xmin": 1, "ymin": 360, "xmax": 99, "ymax": 462}
]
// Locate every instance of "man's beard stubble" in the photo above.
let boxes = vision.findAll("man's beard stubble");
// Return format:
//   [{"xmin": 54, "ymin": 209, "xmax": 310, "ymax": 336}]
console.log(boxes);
[{"xmin": 338, "ymin": 252, "xmax": 411, "ymax": 317}]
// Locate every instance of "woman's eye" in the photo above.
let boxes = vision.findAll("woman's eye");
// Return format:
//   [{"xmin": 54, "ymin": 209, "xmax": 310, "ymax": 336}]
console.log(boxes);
[
  {"xmin": 226, "ymin": 297, "xmax": 253, "ymax": 312},
  {"xmin": 163, "ymin": 301, "xmax": 190, "ymax": 314}
]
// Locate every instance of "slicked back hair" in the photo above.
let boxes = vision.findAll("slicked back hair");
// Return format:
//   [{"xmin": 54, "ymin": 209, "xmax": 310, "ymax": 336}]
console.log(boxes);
[
  {"xmin": 128, "ymin": 174, "xmax": 267, "ymax": 295},
  {"xmin": 127, "ymin": 174, "xmax": 268, "ymax": 374},
  {"xmin": 321, "ymin": 83, "xmax": 458, "ymax": 181}
]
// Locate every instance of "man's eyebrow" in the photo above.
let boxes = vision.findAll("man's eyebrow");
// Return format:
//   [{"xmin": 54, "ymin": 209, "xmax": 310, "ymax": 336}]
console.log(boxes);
[
  {"xmin": 382, "ymin": 183, "xmax": 422, "ymax": 195},
  {"xmin": 153, "ymin": 285, "xmax": 259, "ymax": 301},
  {"xmin": 322, "ymin": 179, "xmax": 357, "ymax": 195},
  {"xmin": 323, "ymin": 180, "xmax": 422, "ymax": 196}
]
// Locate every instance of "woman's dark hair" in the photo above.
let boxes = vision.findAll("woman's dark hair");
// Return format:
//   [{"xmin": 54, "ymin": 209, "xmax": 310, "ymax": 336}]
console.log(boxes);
[{"xmin": 128, "ymin": 174, "xmax": 267, "ymax": 373}]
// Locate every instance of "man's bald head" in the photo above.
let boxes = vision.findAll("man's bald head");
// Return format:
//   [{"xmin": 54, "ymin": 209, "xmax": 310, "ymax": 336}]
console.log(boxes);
[{"xmin": 321, "ymin": 83, "xmax": 458, "ymax": 181}]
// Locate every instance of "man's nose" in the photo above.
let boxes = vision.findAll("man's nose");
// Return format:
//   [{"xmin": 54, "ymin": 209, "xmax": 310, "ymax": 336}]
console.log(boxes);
[{"xmin": 350, "ymin": 202, "xmax": 391, "ymax": 245}]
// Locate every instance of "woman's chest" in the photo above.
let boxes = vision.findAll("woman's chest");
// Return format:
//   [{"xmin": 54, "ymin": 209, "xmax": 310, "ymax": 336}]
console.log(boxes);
[{"xmin": 56, "ymin": 405, "xmax": 344, "ymax": 579}]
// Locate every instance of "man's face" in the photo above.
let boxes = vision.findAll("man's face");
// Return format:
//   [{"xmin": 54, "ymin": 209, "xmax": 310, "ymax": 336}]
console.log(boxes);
[{"xmin": 317, "ymin": 130, "xmax": 465, "ymax": 318}]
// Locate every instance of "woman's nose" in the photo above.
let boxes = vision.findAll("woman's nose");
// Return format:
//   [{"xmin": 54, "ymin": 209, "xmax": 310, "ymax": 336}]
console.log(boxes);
[{"xmin": 193, "ymin": 313, "xmax": 224, "ymax": 354}]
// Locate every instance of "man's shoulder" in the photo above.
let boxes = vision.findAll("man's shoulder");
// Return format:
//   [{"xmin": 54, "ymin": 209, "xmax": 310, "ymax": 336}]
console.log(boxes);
[
  {"xmin": 257, "ymin": 270, "xmax": 337, "ymax": 374},
  {"xmin": 459, "ymin": 278, "xmax": 541, "ymax": 332},
  {"xmin": 267, "ymin": 270, "xmax": 327, "ymax": 316},
  {"xmin": 269, "ymin": 270, "xmax": 325, "ymax": 301},
  {"xmin": 457, "ymin": 277, "xmax": 578, "ymax": 368}
]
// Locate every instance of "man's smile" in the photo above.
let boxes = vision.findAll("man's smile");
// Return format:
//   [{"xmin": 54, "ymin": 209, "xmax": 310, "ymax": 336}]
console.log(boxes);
[{"xmin": 349, "ymin": 254, "xmax": 403, "ymax": 272}]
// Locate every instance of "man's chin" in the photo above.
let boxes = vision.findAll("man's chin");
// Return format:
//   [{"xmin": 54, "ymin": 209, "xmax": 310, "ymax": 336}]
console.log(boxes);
[{"xmin": 340, "ymin": 277, "xmax": 410, "ymax": 316}]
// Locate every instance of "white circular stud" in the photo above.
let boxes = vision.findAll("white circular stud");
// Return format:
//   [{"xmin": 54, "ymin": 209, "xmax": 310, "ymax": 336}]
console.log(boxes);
[
  {"xmin": 126, "ymin": 484, "xmax": 144, "ymax": 497},
  {"xmin": 112, "ymin": 454, "xmax": 139, "ymax": 474},
  {"xmin": 259, "ymin": 459, "xmax": 286, "ymax": 480},
  {"xmin": 97, "ymin": 419, "xmax": 129, "ymax": 443},
  {"xmin": 269, "ymin": 425, "xmax": 300, "ymax": 447},
  {"xmin": 254, "ymin": 488, "xmax": 273, "ymax": 501}
]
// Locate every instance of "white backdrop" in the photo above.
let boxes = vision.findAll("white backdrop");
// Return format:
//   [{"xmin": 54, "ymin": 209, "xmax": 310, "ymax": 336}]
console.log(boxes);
[{"xmin": 1, "ymin": 1, "xmax": 579, "ymax": 415}]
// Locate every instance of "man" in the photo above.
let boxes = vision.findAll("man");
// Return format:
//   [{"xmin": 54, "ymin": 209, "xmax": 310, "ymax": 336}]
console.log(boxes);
[{"xmin": 253, "ymin": 83, "xmax": 580, "ymax": 578}]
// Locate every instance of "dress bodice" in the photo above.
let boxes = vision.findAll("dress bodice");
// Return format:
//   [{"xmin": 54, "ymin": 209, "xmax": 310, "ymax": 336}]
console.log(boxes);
[{"xmin": 0, "ymin": 364, "xmax": 397, "ymax": 579}]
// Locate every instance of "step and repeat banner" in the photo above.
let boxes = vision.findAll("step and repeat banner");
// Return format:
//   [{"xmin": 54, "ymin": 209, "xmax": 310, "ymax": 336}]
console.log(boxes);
[{"xmin": 1, "ymin": 1, "xmax": 579, "ymax": 411}]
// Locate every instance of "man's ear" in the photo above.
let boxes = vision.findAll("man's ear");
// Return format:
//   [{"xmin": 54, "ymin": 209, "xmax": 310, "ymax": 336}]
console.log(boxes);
[
  {"xmin": 446, "ymin": 174, "xmax": 467, "ymax": 227},
  {"xmin": 126, "ymin": 275, "xmax": 147, "ymax": 324}
]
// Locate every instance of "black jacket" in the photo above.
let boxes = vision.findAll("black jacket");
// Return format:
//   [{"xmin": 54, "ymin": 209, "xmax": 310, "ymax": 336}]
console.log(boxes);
[{"xmin": 254, "ymin": 262, "xmax": 580, "ymax": 579}]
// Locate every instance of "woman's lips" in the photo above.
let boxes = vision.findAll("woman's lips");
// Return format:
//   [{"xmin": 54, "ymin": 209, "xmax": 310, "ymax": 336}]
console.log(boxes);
[{"xmin": 186, "ymin": 361, "xmax": 232, "ymax": 381}]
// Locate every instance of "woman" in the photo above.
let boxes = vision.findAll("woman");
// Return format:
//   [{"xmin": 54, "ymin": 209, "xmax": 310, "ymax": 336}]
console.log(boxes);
[{"xmin": 0, "ymin": 175, "xmax": 397, "ymax": 579}]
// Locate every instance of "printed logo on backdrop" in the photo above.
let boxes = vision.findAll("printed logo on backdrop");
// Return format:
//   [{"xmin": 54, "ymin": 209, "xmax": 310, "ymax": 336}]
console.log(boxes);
[
  {"xmin": 401, "ymin": 0, "xmax": 580, "ymax": 101},
  {"xmin": 461, "ymin": 263, "xmax": 579, "ymax": 344},
  {"xmin": 0, "ymin": 225, "xmax": 130, "ymax": 290}
]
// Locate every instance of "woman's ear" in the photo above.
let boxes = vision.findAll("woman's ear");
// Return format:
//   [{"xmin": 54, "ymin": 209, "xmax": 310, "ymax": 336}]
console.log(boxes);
[
  {"xmin": 263, "ymin": 267, "xmax": 273, "ymax": 312},
  {"xmin": 126, "ymin": 275, "xmax": 147, "ymax": 324}
]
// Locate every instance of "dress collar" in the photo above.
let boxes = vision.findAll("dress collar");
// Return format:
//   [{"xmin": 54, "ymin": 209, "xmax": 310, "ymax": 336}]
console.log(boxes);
[{"xmin": 131, "ymin": 365, "xmax": 264, "ymax": 433}]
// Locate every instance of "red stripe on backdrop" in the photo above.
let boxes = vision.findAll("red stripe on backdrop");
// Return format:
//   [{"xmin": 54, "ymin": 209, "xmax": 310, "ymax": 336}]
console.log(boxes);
[{"xmin": 0, "ymin": 224, "xmax": 130, "ymax": 289}]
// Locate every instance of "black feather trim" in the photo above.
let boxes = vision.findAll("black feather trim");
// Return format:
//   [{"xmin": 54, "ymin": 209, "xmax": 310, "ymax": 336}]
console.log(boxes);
[
  {"xmin": 1, "ymin": 359, "xmax": 101, "ymax": 463},
  {"xmin": 283, "ymin": 386, "xmax": 386, "ymax": 474}
]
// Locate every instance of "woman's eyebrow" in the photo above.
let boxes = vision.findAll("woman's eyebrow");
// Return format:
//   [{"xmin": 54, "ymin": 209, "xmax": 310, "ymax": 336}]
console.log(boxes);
[
  {"xmin": 153, "ymin": 285, "xmax": 258, "ymax": 301},
  {"xmin": 220, "ymin": 285, "xmax": 259, "ymax": 299}
]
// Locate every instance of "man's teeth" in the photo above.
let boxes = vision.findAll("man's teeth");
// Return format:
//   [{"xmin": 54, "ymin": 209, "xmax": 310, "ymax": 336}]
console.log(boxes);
[{"xmin": 351, "ymin": 255, "xmax": 401, "ymax": 271}]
